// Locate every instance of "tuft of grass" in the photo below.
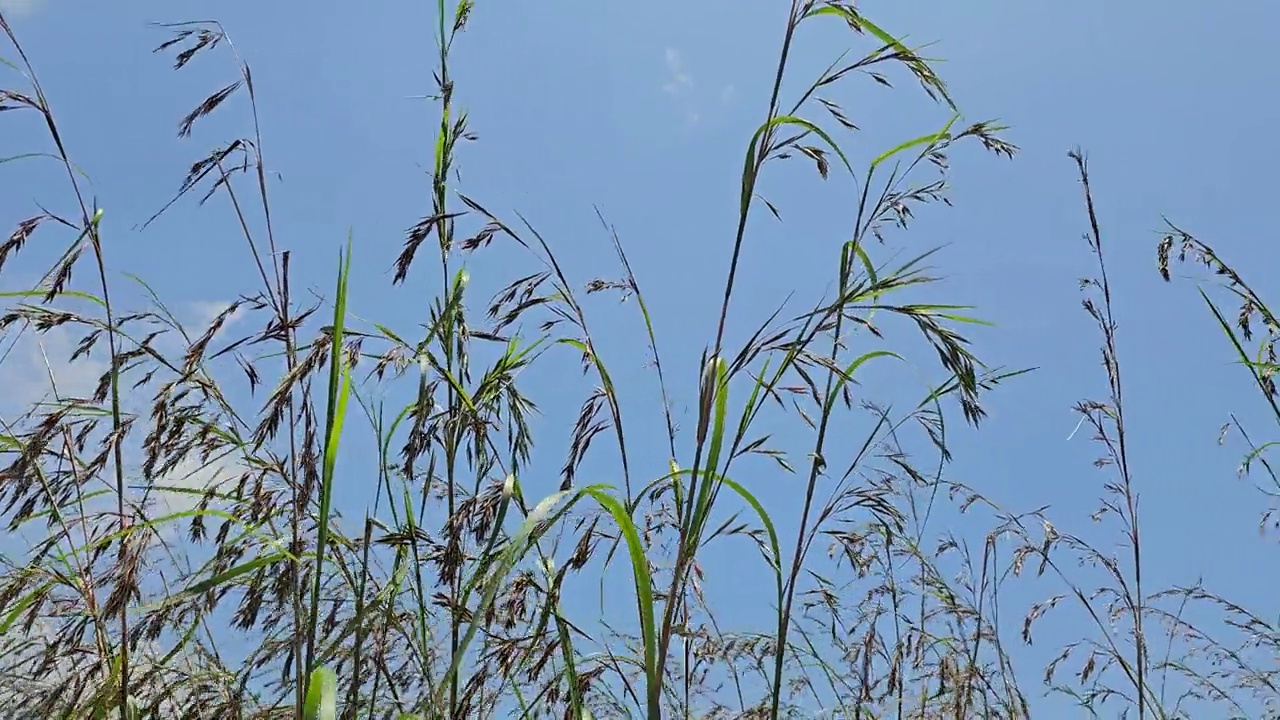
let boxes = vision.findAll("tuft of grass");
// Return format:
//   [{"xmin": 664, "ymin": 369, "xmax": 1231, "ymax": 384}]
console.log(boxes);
[{"xmin": 0, "ymin": 2, "xmax": 1274, "ymax": 720}]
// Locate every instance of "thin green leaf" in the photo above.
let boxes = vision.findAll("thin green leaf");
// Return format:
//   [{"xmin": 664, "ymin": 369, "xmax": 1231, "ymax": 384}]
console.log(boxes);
[
  {"xmin": 305, "ymin": 232, "xmax": 355, "ymax": 683},
  {"xmin": 179, "ymin": 552, "xmax": 288, "ymax": 597},
  {"xmin": 871, "ymin": 112, "xmax": 959, "ymax": 170}
]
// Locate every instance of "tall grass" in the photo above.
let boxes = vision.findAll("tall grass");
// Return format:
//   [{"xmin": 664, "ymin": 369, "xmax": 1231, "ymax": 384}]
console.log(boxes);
[{"xmin": 0, "ymin": 1, "xmax": 1275, "ymax": 719}]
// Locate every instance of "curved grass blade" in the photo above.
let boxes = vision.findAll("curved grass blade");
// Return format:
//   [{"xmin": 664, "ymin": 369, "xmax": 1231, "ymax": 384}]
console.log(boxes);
[
  {"xmin": 870, "ymin": 112, "xmax": 959, "ymax": 171},
  {"xmin": 583, "ymin": 487, "xmax": 660, "ymax": 718},
  {"xmin": 432, "ymin": 486, "xmax": 583, "ymax": 711},
  {"xmin": 742, "ymin": 115, "xmax": 853, "ymax": 219}
]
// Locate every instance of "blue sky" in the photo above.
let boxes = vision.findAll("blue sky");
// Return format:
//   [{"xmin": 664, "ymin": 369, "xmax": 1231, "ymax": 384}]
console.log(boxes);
[{"xmin": 2, "ymin": 0, "xmax": 1278, "ymax": 716}]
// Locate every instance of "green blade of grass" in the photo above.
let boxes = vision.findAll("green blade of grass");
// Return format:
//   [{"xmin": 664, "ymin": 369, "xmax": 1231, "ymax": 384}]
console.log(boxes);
[
  {"xmin": 304, "ymin": 666, "xmax": 338, "ymax": 720},
  {"xmin": 432, "ymin": 485, "xmax": 583, "ymax": 711},
  {"xmin": 871, "ymin": 112, "xmax": 959, "ymax": 170},
  {"xmin": 1200, "ymin": 287, "xmax": 1280, "ymax": 428},
  {"xmin": 741, "ymin": 115, "xmax": 853, "ymax": 220},
  {"xmin": 176, "ymin": 551, "xmax": 291, "ymax": 598},
  {"xmin": 304, "ymin": 232, "xmax": 355, "ymax": 686},
  {"xmin": 583, "ymin": 487, "xmax": 659, "ymax": 718},
  {"xmin": 0, "ymin": 579, "xmax": 52, "ymax": 634}
]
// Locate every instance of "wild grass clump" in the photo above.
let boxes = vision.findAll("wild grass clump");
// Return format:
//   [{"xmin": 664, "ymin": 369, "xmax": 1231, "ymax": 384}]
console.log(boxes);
[{"xmin": 0, "ymin": 2, "xmax": 1274, "ymax": 719}]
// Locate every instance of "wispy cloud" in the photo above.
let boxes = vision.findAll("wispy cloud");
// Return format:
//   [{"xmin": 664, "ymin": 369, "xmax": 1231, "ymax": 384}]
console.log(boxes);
[
  {"xmin": 0, "ymin": 0, "xmax": 43, "ymax": 19},
  {"xmin": 0, "ymin": 296, "xmax": 242, "ymax": 414},
  {"xmin": 662, "ymin": 48, "xmax": 700, "ymax": 129},
  {"xmin": 0, "ymin": 326, "xmax": 107, "ymax": 412},
  {"xmin": 0, "ymin": 298, "xmax": 253, "ymax": 706},
  {"xmin": 662, "ymin": 47, "xmax": 694, "ymax": 96},
  {"xmin": 0, "ymin": 296, "xmax": 249, "ymax": 527},
  {"xmin": 188, "ymin": 298, "xmax": 246, "ymax": 334},
  {"xmin": 148, "ymin": 451, "xmax": 242, "ymax": 521}
]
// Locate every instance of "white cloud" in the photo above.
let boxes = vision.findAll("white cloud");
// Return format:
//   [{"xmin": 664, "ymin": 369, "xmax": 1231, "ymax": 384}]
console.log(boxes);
[
  {"xmin": 662, "ymin": 48, "xmax": 701, "ymax": 129},
  {"xmin": 145, "ymin": 298, "xmax": 248, "ymax": 520},
  {"xmin": 662, "ymin": 47, "xmax": 694, "ymax": 96},
  {"xmin": 0, "ymin": 613, "xmax": 197, "ymax": 714},
  {"xmin": 148, "ymin": 451, "xmax": 242, "ymax": 521},
  {"xmin": 188, "ymin": 299, "xmax": 245, "ymax": 334},
  {"xmin": 0, "ymin": 304, "xmax": 244, "ymax": 526},
  {"xmin": 0, "ymin": 299, "xmax": 250, "ymax": 710},
  {"xmin": 0, "ymin": 0, "xmax": 42, "ymax": 19},
  {"xmin": 0, "ymin": 324, "xmax": 221, "ymax": 709},
  {"xmin": 0, "ymin": 325, "xmax": 107, "ymax": 412}
]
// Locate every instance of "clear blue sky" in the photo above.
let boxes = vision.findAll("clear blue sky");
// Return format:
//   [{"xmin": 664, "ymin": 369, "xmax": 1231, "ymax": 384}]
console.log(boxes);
[{"xmin": 2, "ymin": 0, "xmax": 1277, "ymax": 716}]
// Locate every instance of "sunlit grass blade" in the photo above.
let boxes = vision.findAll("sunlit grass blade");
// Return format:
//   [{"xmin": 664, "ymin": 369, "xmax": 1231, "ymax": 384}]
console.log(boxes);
[
  {"xmin": 0, "ymin": 579, "xmax": 52, "ymax": 634},
  {"xmin": 583, "ymin": 487, "xmax": 660, "ymax": 718},
  {"xmin": 0, "ymin": 288, "xmax": 105, "ymax": 306},
  {"xmin": 1199, "ymin": 287, "xmax": 1280, "ymax": 427},
  {"xmin": 176, "ymin": 551, "xmax": 291, "ymax": 598},
  {"xmin": 303, "ymin": 666, "xmax": 338, "ymax": 720},
  {"xmin": 826, "ymin": 349, "xmax": 903, "ymax": 407},
  {"xmin": 870, "ymin": 112, "xmax": 959, "ymax": 170},
  {"xmin": 304, "ymin": 233, "xmax": 355, "ymax": 687},
  {"xmin": 741, "ymin": 115, "xmax": 853, "ymax": 219},
  {"xmin": 432, "ymin": 484, "xmax": 582, "ymax": 711},
  {"xmin": 688, "ymin": 355, "xmax": 730, "ymax": 548}
]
